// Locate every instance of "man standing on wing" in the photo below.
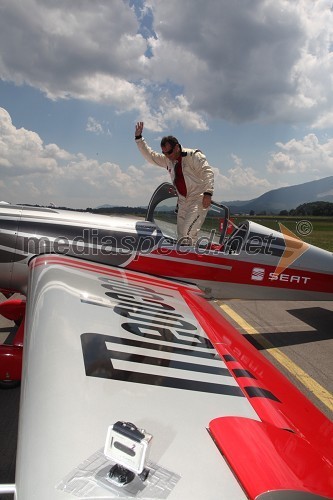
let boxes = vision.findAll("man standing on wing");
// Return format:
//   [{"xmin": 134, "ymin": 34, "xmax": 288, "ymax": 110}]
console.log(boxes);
[{"xmin": 135, "ymin": 122, "xmax": 214, "ymax": 245}]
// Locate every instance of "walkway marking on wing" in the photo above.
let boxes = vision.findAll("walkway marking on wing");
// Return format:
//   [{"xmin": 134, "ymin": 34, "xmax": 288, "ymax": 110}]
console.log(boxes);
[{"xmin": 219, "ymin": 303, "xmax": 333, "ymax": 413}]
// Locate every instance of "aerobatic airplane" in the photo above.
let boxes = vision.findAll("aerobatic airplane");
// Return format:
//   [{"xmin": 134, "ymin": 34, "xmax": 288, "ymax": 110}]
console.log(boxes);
[
  {"xmin": 0, "ymin": 183, "xmax": 332, "ymax": 301},
  {"xmin": 0, "ymin": 183, "xmax": 332, "ymax": 499}
]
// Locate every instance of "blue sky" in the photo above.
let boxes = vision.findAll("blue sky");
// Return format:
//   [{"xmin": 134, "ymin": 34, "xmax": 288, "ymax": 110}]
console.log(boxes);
[{"xmin": 0, "ymin": 0, "xmax": 333, "ymax": 208}]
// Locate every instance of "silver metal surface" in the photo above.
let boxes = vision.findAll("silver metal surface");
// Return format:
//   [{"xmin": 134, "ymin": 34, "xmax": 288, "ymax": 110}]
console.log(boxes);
[{"xmin": 15, "ymin": 255, "xmax": 258, "ymax": 499}]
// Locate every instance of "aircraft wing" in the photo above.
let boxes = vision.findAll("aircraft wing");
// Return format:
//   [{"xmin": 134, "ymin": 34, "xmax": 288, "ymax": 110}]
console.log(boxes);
[{"xmin": 14, "ymin": 255, "xmax": 333, "ymax": 499}]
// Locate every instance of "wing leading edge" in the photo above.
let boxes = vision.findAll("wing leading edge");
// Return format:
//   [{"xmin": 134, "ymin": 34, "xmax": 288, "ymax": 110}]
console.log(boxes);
[{"xmin": 14, "ymin": 255, "xmax": 333, "ymax": 499}]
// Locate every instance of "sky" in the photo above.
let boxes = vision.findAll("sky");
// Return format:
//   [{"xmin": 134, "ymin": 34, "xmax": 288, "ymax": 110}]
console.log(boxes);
[{"xmin": 0, "ymin": 0, "xmax": 333, "ymax": 209}]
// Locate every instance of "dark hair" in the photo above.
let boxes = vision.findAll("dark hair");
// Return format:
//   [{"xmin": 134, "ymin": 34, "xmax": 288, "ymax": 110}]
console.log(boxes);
[{"xmin": 160, "ymin": 135, "xmax": 179, "ymax": 148}]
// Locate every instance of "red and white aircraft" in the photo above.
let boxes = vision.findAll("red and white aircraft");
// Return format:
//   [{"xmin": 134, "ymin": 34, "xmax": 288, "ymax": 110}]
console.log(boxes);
[{"xmin": 0, "ymin": 184, "xmax": 332, "ymax": 499}]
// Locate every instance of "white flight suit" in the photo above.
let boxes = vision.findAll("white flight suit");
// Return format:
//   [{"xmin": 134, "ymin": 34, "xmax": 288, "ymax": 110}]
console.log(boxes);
[{"xmin": 136, "ymin": 137, "xmax": 214, "ymax": 244}]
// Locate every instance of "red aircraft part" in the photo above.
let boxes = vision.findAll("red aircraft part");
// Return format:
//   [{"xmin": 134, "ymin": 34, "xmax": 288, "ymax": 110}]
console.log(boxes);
[
  {"xmin": 210, "ymin": 417, "xmax": 333, "ymax": 499},
  {"xmin": 0, "ymin": 298, "xmax": 26, "ymax": 323},
  {"xmin": 0, "ymin": 288, "xmax": 15, "ymax": 299},
  {"xmin": 0, "ymin": 299, "xmax": 25, "ymax": 384},
  {"xmin": 0, "ymin": 344, "xmax": 23, "ymax": 384},
  {"xmin": 219, "ymin": 217, "xmax": 235, "ymax": 235},
  {"xmin": 0, "ymin": 319, "xmax": 24, "ymax": 384},
  {"xmin": 181, "ymin": 289, "xmax": 333, "ymax": 499},
  {"xmin": 129, "ymin": 250, "xmax": 333, "ymax": 295}
]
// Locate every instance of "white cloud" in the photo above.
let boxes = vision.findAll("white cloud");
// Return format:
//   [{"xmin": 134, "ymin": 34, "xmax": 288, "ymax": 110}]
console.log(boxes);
[
  {"xmin": 212, "ymin": 154, "xmax": 272, "ymax": 201},
  {"xmin": 0, "ymin": 106, "xmax": 225, "ymax": 206},
  {"xmin": 148, "ymin": 0, "xmax": 333, "ymax": 126},
  {"xmin": 0, "ymin": 107, "xmax": 166, "ymax": 207},
  {"xmin": 86, "ymin": 117, "xmax": 104, "ymax": 135},
  {"xmin": 86, "ymin": 116, "xmax": 112, "ymax": 136},
  {"xmin": 158, "ymin": 95, "xmax": 208, "ymax": 131},
  {"xmin": 267, "ymin": 133, "xmax": 333, "ymax": 174},
  {"xmin": 3, "ymin": 106, "xmax": 331, "ymax": 208},
  {"xmin": 0, "ymin": 107, "xmax": 71, "ymax": 175},
  {"xmin": 0, "ymin": 0, "xmax": 332, "ymax": 130}
]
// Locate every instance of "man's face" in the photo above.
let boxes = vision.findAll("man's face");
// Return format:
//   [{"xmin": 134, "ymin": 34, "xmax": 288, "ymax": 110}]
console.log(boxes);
[{"xmin": 162, "ymin": 142, "xmax": 180, "ymax": 161}]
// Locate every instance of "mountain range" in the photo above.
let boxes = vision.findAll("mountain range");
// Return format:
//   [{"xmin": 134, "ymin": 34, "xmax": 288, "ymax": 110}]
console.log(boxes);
[
  {"xmin": 95, "ymin": 176, "xmax": 333, "ymax": 214},
  {"xmin": 224, "ymin": 176, "xmax": 333, "ymax": 214}
]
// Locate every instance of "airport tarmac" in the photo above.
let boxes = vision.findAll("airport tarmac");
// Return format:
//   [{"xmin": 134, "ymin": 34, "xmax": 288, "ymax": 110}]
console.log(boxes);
[
  {"xmin": 0, "ymin": 294, "xmax": 332, "ymax": 496},
  {"xmin": 213, "ymin": 298, "xmax": 333, "ymax": 420}
]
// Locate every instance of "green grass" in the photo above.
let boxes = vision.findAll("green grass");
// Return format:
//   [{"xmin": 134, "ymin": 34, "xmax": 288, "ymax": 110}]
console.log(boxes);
[{"xmin": 229, "ymin": 216, "xmax": 333, "ymax": 252}]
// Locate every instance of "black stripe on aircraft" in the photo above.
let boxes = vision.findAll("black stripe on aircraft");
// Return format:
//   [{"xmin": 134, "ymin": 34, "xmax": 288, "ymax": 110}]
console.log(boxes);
[
  {"xmin": 223, "ymin": 354, "xmax": 236, "ymax": 362},
  {"xmin": 222, "ymin": 356, "xmax": 281, "ymax": 401},
  {"xmin": 94, "ymin": 334, "xmax": 219, "ymax": 360},
  {"xmin": 0, "ymin": 249, "xmax": 27, "ymax": 263},
  {"xmin": 232, "ymin": 369, "xmax": 256, "ymax": 379},
  {"xmin": 244, "ymin": 386, "xmax": 281, "ymax": 402},
  {"xmin": 81, "ymin": 333, "xmax": 241, "ymax": 396},
  {"xmin": 104, "ymin": 349, "xmax": 229, "ymax": 376},
  {"xmin": 0, "ymin": 220, "xmax": 19, "ymax": 231}
]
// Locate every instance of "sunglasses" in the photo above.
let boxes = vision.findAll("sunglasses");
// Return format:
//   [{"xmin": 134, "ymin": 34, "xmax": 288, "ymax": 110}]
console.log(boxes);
[{"xmin": 162, "ymin": 145, "xmax": 176, "ymax": 156}]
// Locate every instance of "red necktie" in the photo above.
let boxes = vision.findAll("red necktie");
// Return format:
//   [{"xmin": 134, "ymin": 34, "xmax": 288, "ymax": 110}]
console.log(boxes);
[{"xmin": 174, "ymin": 156, "xmax": 187, "ymax": 196}]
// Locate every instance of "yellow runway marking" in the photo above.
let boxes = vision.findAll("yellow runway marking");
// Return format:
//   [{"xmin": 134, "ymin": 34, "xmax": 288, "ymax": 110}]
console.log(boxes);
[{"xmin": 219, "ymin": 303, "xmax": 333, "ymax": 413}]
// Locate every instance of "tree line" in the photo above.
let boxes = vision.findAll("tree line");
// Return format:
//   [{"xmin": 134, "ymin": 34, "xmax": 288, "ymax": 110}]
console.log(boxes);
[
  {"xmin": 89, "ymin": 206, "xmax": 146, "ymax": 215},
  {"xmin": 279, "ymin": 201, "xmax": 333, "ymax": 216},
  {"xmin": 22, "ymin": 200, "xmax": 333, "ymax": 217}
]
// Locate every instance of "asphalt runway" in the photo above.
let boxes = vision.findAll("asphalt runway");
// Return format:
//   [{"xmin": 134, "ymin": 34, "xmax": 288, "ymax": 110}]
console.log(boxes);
[
  {"xmin": 214, "ymin": 299, "xmax": 333, "ymax": 420},
  {"xmin": 0, "ymin": 294, "xmax": 332, "ymax": 495}
]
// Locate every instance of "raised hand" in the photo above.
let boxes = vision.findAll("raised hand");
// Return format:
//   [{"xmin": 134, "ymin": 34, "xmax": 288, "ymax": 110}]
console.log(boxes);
[{"xmin": 135, "ymin": 122, "xmax": 144, "ymax": 137}]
